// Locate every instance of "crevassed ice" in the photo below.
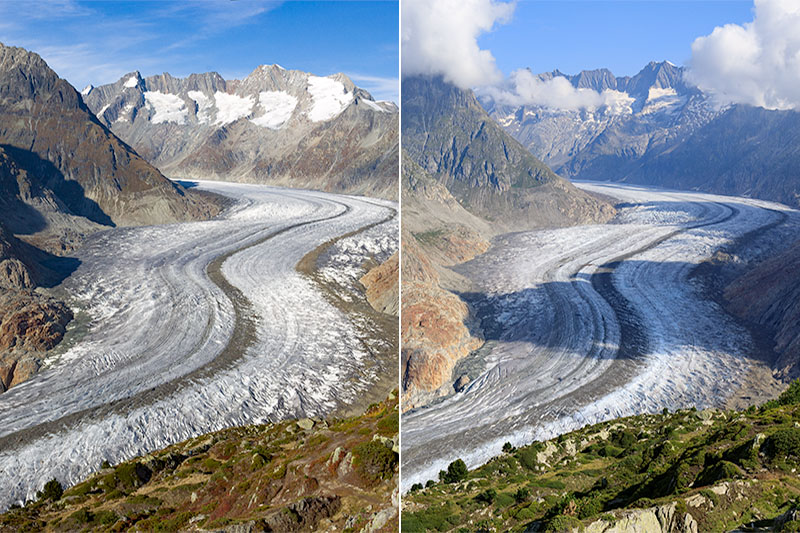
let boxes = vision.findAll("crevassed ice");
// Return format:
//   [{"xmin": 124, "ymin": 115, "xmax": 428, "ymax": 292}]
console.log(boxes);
[
  {"xmin": 250, "ymin": 91, "xmax": 298, "ymax": 129},
  {"xmin": 307, "ymin": 76, "xmax": 353, "ymax": 122},
  {"xmin": 214, "ymin": 91, "xmax": 254, "ymax": 125},
  {"xmin": 143, "ymin": 91, "xmax": 187, "ymax": 125},
  {"xmin": 187, "ymin": 90, "xmax": 214, "ymax": 125}
]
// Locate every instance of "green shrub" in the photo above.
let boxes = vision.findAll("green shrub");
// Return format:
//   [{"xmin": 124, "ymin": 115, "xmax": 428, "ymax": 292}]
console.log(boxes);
[
  {"xmin": 69, "ymin": 508, "xmax": 92, "ymax": 524},
  {"xmin": 410, "ymin": 483, "xmax": 423, "ymax": 492},
  {"xmin": 353, "ymin": 440, "xmax": 398, "ymax": 482},
  {"xmin": 36, "ymin": 479, "xmax": 63, "ymax": 502},
  {"xmin": 518, "ymin": 445, "xmax": 542, "ymax": 471},
  {"xmin": 514, "ymin": 487, "xmax": 531, "ymax": 503},
  {"xmin": 439, "ymin": 459, "xmax": 468, "ymax": 484},
  {"xmin": 426, "ymin": 480, "xmax": 435, "ymax": 488},
  {"xmin": 475, "ymin": 488, "xmax": 497, "ymax": 504},
  {"xmin": 495, "ymin": 491, "xmax": 515, "ymax": 508},
  {"xmin": 695, "ymin": 460, "xmax": 742, "ymax": 486},
  {"xmin": 503, "ymin": 442, "xmax": 514, "ymax": 453},
  {"xmin": 377, "ymin": 411, "xmax": 399, "ymax": 434},
  {"xmin": 764, "ymin": 428, "xmax": 800, "ymax": 462},
  {"xmin": 546, "ymin": 514, "xmax": 583, "ymax": 532}
]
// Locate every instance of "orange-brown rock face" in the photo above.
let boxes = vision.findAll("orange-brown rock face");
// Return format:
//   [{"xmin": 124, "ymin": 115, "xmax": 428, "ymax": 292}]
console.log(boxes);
[
  {"xmin": 0, "ymin": 292, "xmax": 72, "ymax": 391},
  {"xmin": 360, "ymin": 252, "xmax": 399, "ymax": 316},
  {"xmin": 400, "ymin": 232, "xmax": 487, "ymax": 410}
]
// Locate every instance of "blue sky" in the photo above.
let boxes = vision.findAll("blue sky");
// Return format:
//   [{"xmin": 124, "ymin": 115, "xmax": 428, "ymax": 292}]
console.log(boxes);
[
  {"xmin": 0, "ymin": 0, "xmax": 399, "ymax": 102},
  {"xmin": 480, "ymin": 0, "xmax": 755, "ymax": 77}
]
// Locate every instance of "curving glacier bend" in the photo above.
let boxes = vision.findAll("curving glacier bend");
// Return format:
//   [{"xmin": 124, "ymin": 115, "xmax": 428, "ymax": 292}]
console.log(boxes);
[
  {"xmin": 401, "ymin": 182, "xmax": 800, "ymax": 491},
  {"xmin": 0, "ymin": 181, "xmax": 397, "ymax": 509}
]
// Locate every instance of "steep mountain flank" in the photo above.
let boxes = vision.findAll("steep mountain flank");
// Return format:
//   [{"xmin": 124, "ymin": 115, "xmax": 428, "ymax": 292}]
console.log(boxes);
[
  {"xmin": 403, "ymin": 76, "xmax": 612, "ymax": 231},
  {"xmin": 0, "ymin": 43, "xmax": 216, "ymax": 230},
  {"xmin": 84, "ymin": 68, "xmax": 399, "ymax": 199},
  {"xmin": 628, "ymin": 105, "xmax": 800, "ymax": 208},
  {"xmin": 725, "ymin": 239, "xmax": 800, "ymax": 380}
]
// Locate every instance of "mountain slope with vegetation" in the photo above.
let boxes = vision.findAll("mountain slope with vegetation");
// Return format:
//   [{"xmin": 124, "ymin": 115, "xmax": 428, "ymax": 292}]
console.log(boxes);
[
  {"xmin": 0, "ymin": 394, "xmax": 399, "ymax": 532},
  {"xmin": 402, "ymin": 382, "xmax": 800, "ymax": 532}
]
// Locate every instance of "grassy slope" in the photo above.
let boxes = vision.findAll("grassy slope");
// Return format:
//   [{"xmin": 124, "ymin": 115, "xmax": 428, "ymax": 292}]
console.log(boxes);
[
  {"xmin": 0, "ymin": 395, "xmax": 399, "ymax": 532},
  {"xmin": 402, "ymin": 383, "xmax": 800, "ymax": 532}
]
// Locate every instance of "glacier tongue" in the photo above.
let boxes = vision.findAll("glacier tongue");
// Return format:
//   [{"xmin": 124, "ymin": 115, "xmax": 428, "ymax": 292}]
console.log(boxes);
[{"xmin": 0, "ymin": 180, "xmax": 397, "ymax": 510}]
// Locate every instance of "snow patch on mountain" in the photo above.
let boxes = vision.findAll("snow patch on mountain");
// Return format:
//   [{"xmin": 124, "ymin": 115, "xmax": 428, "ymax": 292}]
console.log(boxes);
[
  {"xmin": 251, "ymin": 91, "xmax": 297, "ymax": 129},
  {"xmin": 81, "ymin": 84, "xmax": 93, "ymax": 96},
  {"xmin": 187, "ymin": 90, "xmax": 214, "ymax": 124},
  {"xmin": 123, "ymin": 75, "xmax": 138, "ymax": 89},
  {"xmin": 307, "ymin": 76, "xmax": 353, "ymax": 122},
  {"xmin": 362, "ymin": 99, "xmax": 390, "ymax": 113},
  {"xmin": 213, "ymin": 91, "xmax": 254, "ymax": 125},
  {"xmin": 144, "ymin": 91, "xmax": 187, "ymax": 125}
]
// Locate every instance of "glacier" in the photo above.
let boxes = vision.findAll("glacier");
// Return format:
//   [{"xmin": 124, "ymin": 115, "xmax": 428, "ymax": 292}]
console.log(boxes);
[{"xmin": 0, "ymin": 181, "xmax": 397, "ymax": 509}]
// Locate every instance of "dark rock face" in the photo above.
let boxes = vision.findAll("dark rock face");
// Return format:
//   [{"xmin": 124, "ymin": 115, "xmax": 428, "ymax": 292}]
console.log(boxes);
[
  {"xmin": 0, "ymin": 43, "xmax": 218, "ymax": 228},
  {"xmin": 85, "ymin": 67, "xmax": 399, "ymax": 200},
  {"xmin": 402, "ymin": 75, "xmax": 613, "ymax": 232}
]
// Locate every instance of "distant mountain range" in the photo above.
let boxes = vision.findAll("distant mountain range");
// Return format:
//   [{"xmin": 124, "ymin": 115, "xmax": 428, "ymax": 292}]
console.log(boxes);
[
  {"xmin": 481, "ymin": 61, "xmax": 800, "ymax": 209},
  {"xmin": 84, "ymin": 67, "xmax": 398, "ymax": 199}
]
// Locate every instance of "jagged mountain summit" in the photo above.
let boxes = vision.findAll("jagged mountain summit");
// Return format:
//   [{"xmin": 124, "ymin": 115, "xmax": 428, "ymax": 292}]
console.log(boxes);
[
  {"xmin": 481, "ymin": 61, "xmax": 716, "ymax": 182},
  {"xmin": 84, "ymin": 66, "xmax": 399, "ymax": 199}
]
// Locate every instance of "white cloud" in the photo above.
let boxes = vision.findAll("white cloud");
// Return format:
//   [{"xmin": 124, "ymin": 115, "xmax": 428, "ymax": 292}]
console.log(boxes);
[
  {"xmin": 479, "ymin": 69, "xmax": 634, "ymax": 113},
  {"xmin": 402, "ymin": 0, "xmax": 514, "ymax": 89},
  {"xmin": 687, "ymin": 0, "xmax": 800, "ymax": 110}
]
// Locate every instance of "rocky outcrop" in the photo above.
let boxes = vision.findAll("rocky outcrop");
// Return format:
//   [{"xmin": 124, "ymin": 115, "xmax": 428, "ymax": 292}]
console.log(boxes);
[
  {"xmin": 84, "ymin": 67, "xmax": 398, "ymax": 200},
  {"xmin": 360, "ymin": 252, "xmax": 399, "ymax": 316},
  {"xmin": 401, "ymin": 233, "xmax": 484, "ymax": 410},
  {"xmin": 0, "ymin": 292, "xmax": 72, "ymax": 391},
  {"xmin": 583, "ymin": 502, "xmax": 698, "ymax": 533}
]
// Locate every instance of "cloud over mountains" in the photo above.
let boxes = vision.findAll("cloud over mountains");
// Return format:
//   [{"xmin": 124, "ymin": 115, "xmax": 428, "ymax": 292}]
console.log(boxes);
[
  {"xmin": 401, "ymin": 0, "xmax": 513, "ymax": 89},
  {"xmin": 688, "ymin": 0, "xmax": 800, "ymax": 110}
]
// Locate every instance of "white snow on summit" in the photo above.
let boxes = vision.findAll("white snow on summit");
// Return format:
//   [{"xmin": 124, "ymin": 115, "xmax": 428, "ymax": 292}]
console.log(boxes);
[
  {"xmin": 123, "ymin": 76, "xmax": 138, "ymax": 89},
  {"xmin": 81, "ymin": 84, "xmax": 93, "ymax": 96},
  {"xmin": 251, "ymin": 91, "xmax": 297, "ymax": 129},
  {"xmin": 307, "ymin": 76, "xmax": 353, "ymax": 122},
  {"xmin": 144, "ymin": 91, "xmax": 187, "ymax": 124},
  {"xmin": 213, "ymin": 91, "xmax": 254, "ymax": 125}
]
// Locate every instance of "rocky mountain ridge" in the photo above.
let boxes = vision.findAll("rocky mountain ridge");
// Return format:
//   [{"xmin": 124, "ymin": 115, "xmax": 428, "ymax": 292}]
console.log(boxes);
[
  {"xmin": 481, "ymin": 61, "xmax": 717, "ymax": 182},
  {"xmin": 482, "ymin": 60, "xmax": 800, "ymax": 209},
  {"xmin": 84, "ymin": 66, "xmax": 399, "ymax": 199}
]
